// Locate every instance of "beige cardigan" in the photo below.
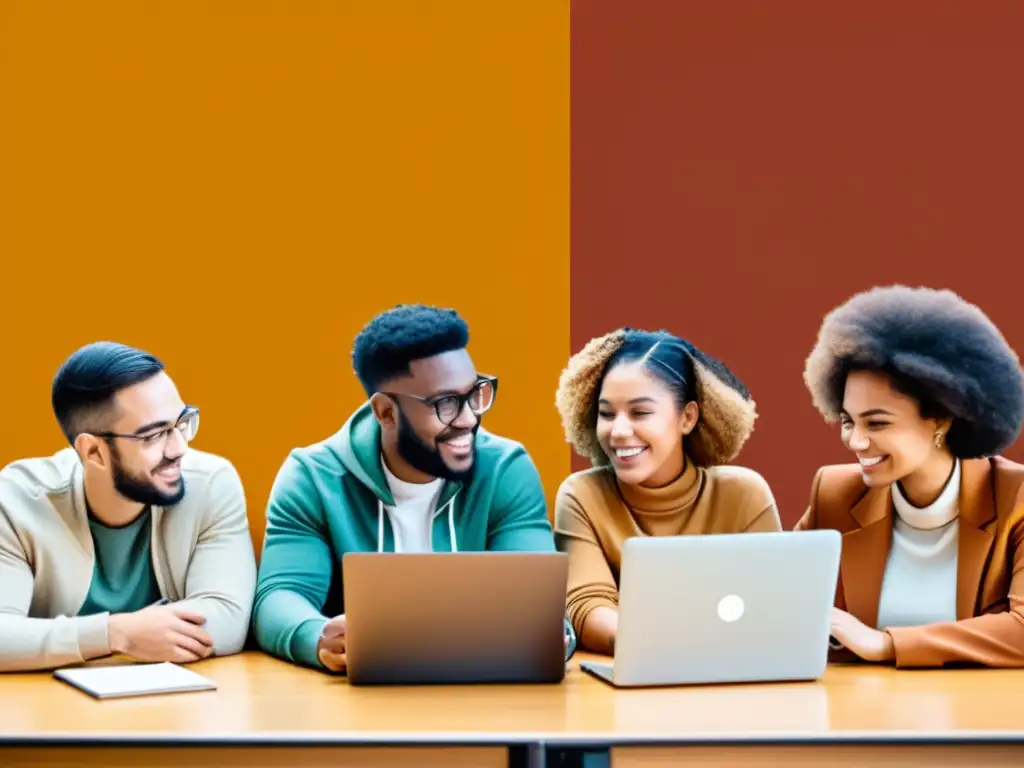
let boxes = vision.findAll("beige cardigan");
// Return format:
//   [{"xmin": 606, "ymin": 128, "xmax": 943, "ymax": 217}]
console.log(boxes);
[{"xmin": 0, "ymin": 447, "xmax": 256, "ymax": 672}]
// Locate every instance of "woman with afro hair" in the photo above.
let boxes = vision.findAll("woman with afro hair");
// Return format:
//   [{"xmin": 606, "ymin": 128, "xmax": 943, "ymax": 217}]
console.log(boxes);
[
  {"xmin": 799, "ymin": 285, "xmax": 1024, "ymax": 668},
  {"xmin": 554, "ymin": 328, "xmax": 782, "ymax": 654}
]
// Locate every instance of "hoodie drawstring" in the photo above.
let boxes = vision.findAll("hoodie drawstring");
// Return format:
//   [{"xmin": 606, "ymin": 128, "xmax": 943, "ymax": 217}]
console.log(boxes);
[
  {"xmin": 445, "ymin": 496, "xmax": 458, "ymax": 553},
  {"xmin": 376, "ymin": 493, "xmax": 459, "ymax": 552},
  {"xmin": 377, "ymin": 499, "xmax": 385, "ymax": 553}
]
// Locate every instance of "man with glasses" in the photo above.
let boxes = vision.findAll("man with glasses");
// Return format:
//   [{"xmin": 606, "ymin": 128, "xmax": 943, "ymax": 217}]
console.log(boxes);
[
  {"xmin": 0, "ymin": 342, "xmax": 256, "ymax": 672},
  {"xmin": 254, "ymin": 304, "xmax": 575, "ymax": 672}
]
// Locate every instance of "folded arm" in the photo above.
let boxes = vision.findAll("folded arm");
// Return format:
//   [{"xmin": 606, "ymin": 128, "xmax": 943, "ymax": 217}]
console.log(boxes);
[
  {"xmin": 0, "ymin": 508, "xmax": 110, "ymax": 672},
  {"xmin": 252, "ymin": 456, "xmax": 333, "ymax": 669},
  {"xmin": 172, "ymin": 463, "xmax": 257, "ymax": 657}
]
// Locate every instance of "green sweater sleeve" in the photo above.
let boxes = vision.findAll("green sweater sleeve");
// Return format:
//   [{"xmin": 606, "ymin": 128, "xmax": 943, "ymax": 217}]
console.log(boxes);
[
  {"xmin": 252, "ymin": 456, "xmax": 332, "ymax": 669},
  {"xmin": 486, "ymin": 448, "xmax": 557, "ymax": 551},
  {"xmin": 486, "ymin": 447, "xmax": 576, "ymax": 659}
]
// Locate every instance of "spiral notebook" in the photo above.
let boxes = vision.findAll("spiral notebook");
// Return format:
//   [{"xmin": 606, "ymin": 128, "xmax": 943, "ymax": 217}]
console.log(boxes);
[{"xmin": 54, "ymin": 662, "xmax": 217, "ymax": 699}]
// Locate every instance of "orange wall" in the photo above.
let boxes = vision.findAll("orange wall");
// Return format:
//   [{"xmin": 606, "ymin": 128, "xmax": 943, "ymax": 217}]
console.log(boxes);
[{"xmin": 0, "ymin": 2, "xmax": 571, "ymax": 551}]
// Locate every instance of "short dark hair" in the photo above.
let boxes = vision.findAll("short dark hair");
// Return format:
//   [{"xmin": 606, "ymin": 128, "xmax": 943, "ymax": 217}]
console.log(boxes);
[
  {"xmin": 352, "ymin": 304, "xmax": 470, "ymax": 395},
  {"xmin": 52, "ymin": 342, "xmax": 165, "ymax": 443},
  {"xmin": 804, "ymin": 285, "xmax": 1024, "ymax": 458},
  {"xmin": 555, "ymin": 328, "xmax": 758, "ymax": 468}
]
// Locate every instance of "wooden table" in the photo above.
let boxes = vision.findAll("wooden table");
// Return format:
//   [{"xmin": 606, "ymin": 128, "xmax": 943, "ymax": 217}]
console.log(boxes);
[{"xmin": 2, "ymin": 652, "xmax": 1024, "ymax": 766}]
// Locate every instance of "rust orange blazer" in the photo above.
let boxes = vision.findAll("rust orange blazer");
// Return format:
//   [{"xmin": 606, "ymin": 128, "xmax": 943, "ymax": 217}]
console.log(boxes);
[{"xmin": 795, "ymin": 456, "xmax": 1024, "ymax": 668}]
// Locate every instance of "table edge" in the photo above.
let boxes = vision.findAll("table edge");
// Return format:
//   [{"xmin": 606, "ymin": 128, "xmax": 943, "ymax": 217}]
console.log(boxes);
[{"xmin": 4, "ymin": 730, "xmax": 1024, "ymax": 747}]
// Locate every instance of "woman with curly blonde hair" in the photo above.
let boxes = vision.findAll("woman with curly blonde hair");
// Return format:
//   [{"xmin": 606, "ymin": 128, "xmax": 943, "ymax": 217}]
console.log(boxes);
[
  {"xmin": 798, "ymin": 285, "xmax": 1024, "ymax": 668},
  {"xmin": 554, "ymin": 328, "xmax": 781, "ymax": 654}
]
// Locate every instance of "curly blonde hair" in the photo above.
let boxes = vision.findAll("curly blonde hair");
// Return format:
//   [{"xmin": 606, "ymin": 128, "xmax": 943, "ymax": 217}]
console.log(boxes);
[{"xmin": 555, "ymin": 328, "xmax": 758, "ymax": 468}]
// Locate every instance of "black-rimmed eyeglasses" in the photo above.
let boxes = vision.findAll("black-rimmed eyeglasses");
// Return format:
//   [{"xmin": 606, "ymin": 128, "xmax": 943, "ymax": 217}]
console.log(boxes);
[
  {"xmin": 91, "ymin": 406, "xmax": 201, "ymax": 448},
  {"xmin": 382, "ymin": 376, "xmax": 497, "ymax": 425}
]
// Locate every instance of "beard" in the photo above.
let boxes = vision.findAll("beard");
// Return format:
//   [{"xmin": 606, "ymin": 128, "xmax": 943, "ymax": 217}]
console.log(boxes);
[
  {"xmin": 110, "ymin": 445, "xmax": 187, "ymax": 507},
  {"xmin": 396, "ymin": 411, "xmax": 477, "ymax": 482}
]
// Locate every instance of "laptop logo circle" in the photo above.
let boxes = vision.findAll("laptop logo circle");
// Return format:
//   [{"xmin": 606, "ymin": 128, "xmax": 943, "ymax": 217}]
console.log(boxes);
[{"xmin": 717, "ymin": 594, "xmax": 744, "ymax": 623}]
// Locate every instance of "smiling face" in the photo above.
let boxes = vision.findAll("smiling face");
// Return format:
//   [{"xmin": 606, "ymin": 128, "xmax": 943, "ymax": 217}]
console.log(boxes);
[
  {"xmin": 373, "ymin": 349, "xmax": 491, "ymax": 482},
  {"xmin": 595, "ymin": 361, "xmax": 699, "ymax": 488},
  {"xmin": 102, "ymin": 372, "xmax": 191, "ymax": 506},
  {"xmin": 840, "ymin": 369, "xmax": 951, "ymax": 487}
]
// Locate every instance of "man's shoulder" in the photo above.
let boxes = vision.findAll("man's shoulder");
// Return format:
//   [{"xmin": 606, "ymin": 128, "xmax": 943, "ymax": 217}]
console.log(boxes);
[
  {"xmin": 472, "ymin": 430, "xmax": 551, "ymax": 495},
  {"xmin": 274, "ymin": 427, "xmax": 351, "ymax": 479},
  {"xmin": 264, "ymin": 432, "xmax": 355, "ymax": 516},
  {"xmin": 180, "ymin": 447, "xmax": 236, "ymax": 477},
  {"xmin": 0, "ymin": 448, "xmax": 80, "ymax": 504},
  {"xmin": 474, "ymin": 429, "xmax": 532, "ymax": 466},
  {"xmin": 174, "ymin": 449, "xmax": 244, "ymax": 514}
]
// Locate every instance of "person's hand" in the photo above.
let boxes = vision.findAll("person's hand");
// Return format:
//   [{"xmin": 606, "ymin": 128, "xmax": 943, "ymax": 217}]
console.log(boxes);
[
  {"xmin": 830, "ymin": 607, "xmax": 895, "ymax": 662},
  {"xmin": 107, "ymin": 604, "xmax": 214, "ymax": 663},
  {"xmin": 317, "ymin": 614, "xmax": 347, "ymax": 672}
]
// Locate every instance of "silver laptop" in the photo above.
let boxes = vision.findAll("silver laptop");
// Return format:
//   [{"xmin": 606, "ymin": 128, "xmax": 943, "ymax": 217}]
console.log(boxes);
[
  {"xmin": 581, "ymin": 529, "xmax": 841, "ymax": 687},
  {"xmin": 343, "ymin": 552, "xmax": 568, "ymax": 686}
]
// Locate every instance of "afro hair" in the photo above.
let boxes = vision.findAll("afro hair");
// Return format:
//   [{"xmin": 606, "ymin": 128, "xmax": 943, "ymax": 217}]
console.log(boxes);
[
  {"xmin": 555, "ymin": 328, "xmax": 758, "ymax": 468},
  {"xmin": 352, "ymin": 304, "xmax": 469, "ymax": 395},
  {"xmin": 804, "ymin": 285, "xmax": 1024, "ymax": 458}
]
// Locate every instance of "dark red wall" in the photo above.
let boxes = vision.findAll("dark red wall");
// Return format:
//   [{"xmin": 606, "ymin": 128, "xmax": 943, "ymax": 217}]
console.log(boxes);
[{"xmin": 570, "ymin": 1, "xmax": 1024, "ymax": 526}]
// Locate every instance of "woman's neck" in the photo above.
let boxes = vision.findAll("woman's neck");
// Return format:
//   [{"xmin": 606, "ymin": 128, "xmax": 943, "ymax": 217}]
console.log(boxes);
[
  {"xmin": 617, "ymin": 455, "xmax": 701, "ymax": 515},
  {"xmin": 897, "ymin": 453, "xmax": 957, "ymax": 508},
  {"xmin": 639, "ymin": 452, "xmax": 687, "ymax": 490}
]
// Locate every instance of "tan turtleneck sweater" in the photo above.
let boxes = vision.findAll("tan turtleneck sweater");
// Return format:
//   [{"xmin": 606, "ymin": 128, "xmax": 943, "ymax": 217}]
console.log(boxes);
[{"xmin": 554, "ymin": 459, "xmax": 782, "ymax": 635}]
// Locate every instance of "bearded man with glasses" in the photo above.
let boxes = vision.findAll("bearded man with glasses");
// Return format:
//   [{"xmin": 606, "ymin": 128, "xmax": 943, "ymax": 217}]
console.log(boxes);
[
  {"xmin": 254, "ymin": 304, "xmax": 576, "ymax": 673},
  {"xmin": 0, "ymin": 342, "xmax": 256, "ymax": 672}
]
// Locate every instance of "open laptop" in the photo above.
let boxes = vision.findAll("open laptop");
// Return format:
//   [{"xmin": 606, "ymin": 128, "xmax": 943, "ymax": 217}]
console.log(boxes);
[
  {"xmin": 342, "ymin": 551, "xmax": 568, "ymax": 686},
  {"xmin": 581, "ymin": 529, "xmax": 841, "ymax": 687}
]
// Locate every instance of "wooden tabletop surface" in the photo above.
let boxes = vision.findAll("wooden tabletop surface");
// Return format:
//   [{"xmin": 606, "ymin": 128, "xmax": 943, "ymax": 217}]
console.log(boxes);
[{"xmin": 3, "ymin": 651, "xmax": 1024, "ymax": 744}]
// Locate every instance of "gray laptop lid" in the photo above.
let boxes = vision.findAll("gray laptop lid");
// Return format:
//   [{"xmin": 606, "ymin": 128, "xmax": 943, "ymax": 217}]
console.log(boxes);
[
  {"xmin": 612, "ymin": 529, "xmax": 841, "ymax": 686},
  {"xmin": 343, "ymin": 551, "xmax": 568, "ymax": 685}
]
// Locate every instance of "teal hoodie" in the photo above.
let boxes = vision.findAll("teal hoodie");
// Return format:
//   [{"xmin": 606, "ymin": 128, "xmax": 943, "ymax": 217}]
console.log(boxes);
[{"xmin": 252, "ymin": 402, "xmax": 576, "ymax": 669}]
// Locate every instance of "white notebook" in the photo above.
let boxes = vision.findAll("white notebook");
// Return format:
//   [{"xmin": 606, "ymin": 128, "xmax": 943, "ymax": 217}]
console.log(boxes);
[{"xmin": 54, "ymin": 662, "xmax": 217, "ymax": 699}]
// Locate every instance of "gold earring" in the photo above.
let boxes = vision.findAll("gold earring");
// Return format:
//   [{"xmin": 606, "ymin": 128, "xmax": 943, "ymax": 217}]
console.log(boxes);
[{"xmin": 934, "ymin": 430, "xmax": 944, "ymax": 448}]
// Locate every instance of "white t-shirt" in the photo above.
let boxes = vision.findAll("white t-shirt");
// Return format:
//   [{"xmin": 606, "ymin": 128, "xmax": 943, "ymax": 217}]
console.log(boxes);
[{"xmin": 380, "ymin": 458, "xmax": 444, "ymax": 553}]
